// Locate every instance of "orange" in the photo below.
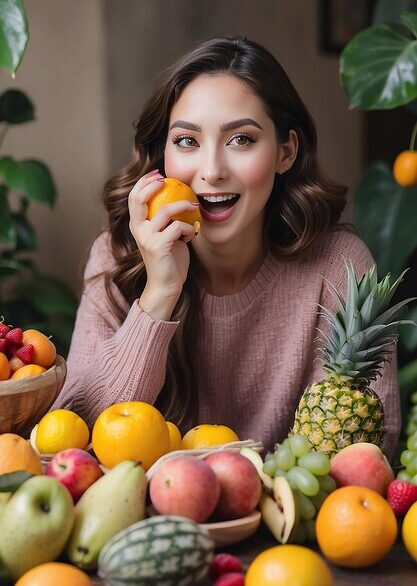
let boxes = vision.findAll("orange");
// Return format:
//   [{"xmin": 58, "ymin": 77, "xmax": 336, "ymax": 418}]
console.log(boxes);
[
  {"xmin": 402, "ymin": 500, "xmax": 417, "ymax": 562},
  {"xmin": 15, "ymin": 562, "xmax": 92, "ymax": 586},
  {"xmin": 11, "ymin": 364, "xmax": 46, "ymax": 380},
  {"xmin": 147, "ymin": 177, "xmax": 201, "ymax": 229},
  {"xmin": 92, "ymin": 401, "xmax": 170, "ymax": 470},
  {"xmin": 0, "ymin": 433, "xmax": 42, "ymax": 475},
  {"xmin": 0, "ymin": 352, "xmax": 10, "ymax": 380},
  {"xmin": 36, "ymin": 409, "xmax": 90, "ymax": 454},
  {"xmin": 182, "ymin": 424, "xmax": 239, "ymax": 449},
  {"xmin": 316, "ymin": 486, "xmax": 397, "ymax": 568},
  {"xmin": 245, "ymin": 545, "xmax": 333, "ymax": 586},
  {"xmin": 393, "ymin": 150, "xmax": 417, "ymax": 187},
  {"xmin": 166, "ymin": 421, "xmax": 182, "ymax": 451},
  {"xmin": 22, "ymin": 329, "xmax": 56, "ymax": 368}
]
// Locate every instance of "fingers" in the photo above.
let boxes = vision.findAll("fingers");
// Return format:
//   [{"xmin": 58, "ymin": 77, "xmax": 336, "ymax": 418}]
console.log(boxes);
[
  {"xmin": 128, "ymin": 169, "xmax": 165, "ymax": 223},
  {"xmin": 161, "ymin": 220, "xmax": 197, "ymax": 244},
  {"xmin": 149, "ymin": 201, "xmax": 200, "ymax": 233}
]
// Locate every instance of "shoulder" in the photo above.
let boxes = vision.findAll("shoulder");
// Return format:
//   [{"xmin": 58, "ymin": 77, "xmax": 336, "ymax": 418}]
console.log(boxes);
[
  {"xmin": 307, "ymin": 227, "xmax": 375, "ymax": 287},
  {"xmin": 84, "ymin": 230, "xmax": 116, "ymax": 280}
]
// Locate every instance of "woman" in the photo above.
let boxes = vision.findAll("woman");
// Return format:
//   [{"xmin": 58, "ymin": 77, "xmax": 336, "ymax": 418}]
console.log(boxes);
[{"xmin": 52, "ymin": 36, "xmax": 400, "ymax": 458}]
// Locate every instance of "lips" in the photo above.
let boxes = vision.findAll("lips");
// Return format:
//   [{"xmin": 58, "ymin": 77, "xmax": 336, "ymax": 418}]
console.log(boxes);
[{"xmin": 197, "ymin": 193, "xmax": 240, "ymax": 223}]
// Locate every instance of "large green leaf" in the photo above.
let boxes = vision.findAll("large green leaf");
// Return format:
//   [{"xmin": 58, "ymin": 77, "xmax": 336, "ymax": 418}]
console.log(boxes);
[
  {"xmin": 0, "ymin": 184, "xmax": 16, "ymax": 245},
  {"xmin": 0, "ymin": 0, "xmax": 28, "ymax": 74},
  {"xmin": 353, "ymin": 161, "xmax": 417, "ymax": 277},
  {"xmin": 0, "ymin": 89, "xmax": 34, "ymax": 123},
  {"xmin": 15, "ymin": 274, "xmax": 78, "ymax": 317},
  {"xmin": 0, "ymin": 470, "xmax": 32, "ymax": 492},
  {"xmin": 340, "ymin": 13, "xmax": 417, "ymax": 110},
  {"xmin": 0, "ymin": 157, "xmax": 56, "ymax": 206}
]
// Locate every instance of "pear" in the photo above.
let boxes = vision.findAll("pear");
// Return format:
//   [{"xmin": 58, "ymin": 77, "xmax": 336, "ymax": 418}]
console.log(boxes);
[
  {"xmin": 240, "ymin": 447, "xmax": 273, "ymax": 490},
  {"xmin": 0, "ymin": 476, "xmax": 74, "ymax": 580},
  {"xmin": 66, "ymin": 460, "xmax": 147, "ymax": 569},
  {"xmin": 259, "ymin": 476, "xmax": 300, "ymax": 544}
]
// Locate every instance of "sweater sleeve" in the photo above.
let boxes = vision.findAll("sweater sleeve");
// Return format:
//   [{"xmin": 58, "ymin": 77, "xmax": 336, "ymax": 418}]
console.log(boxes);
[
  {"xmin": 50, "ymin": 232, "xmax": 180, "ymax": 427},
  {"xmin": 309, "ymin": 230, "xmax": 401, "ymax": 462}
]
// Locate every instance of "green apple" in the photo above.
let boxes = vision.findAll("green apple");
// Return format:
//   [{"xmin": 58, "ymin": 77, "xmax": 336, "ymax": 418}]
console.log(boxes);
[{"xmin": 0, "ymin": 475, "xmax": 74, "ymax": 580}]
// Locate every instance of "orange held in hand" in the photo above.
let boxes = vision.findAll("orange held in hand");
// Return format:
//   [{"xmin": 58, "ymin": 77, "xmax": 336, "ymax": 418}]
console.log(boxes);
[
  {"xmin": 0, "ymin": 433, "xmax": 42, "ymax": 475},
  {"xmin": 15, "ymin": 562, "xmax": 92, "ymax": 586},
  {"xmin": 92, "ymin": 401, "xmax": 170, "ymax": 470},
  {"xmin": 147, "ymin": 177, "xmax": 201, "ymax": 231},
  {"xmin": 316, "ymin": 485, "xmax": 397, "ymax": 568}
]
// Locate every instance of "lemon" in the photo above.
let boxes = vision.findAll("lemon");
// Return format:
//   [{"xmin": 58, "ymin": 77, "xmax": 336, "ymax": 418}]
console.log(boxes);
[
  {"xmin": 166, "ymin": 421, "xmax": 182, "ymax": 451},
  {"xmin": 36, "ymin": 409, "xmax": 90, "ymax": 454},
  {"xmin": 403, "ymin": 501, "xmax": 417, "ymax": 562},
  {"xmin": 182, "ymin": 424, "xmax": 239, "ymax": 450}
]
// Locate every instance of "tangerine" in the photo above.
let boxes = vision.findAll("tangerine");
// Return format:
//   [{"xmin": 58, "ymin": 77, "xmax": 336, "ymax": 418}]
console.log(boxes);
[
  {"xmin": 316, "ymin": 485, "xmax": 397, "ymax": 568},
  {"xmin": 92, "ymin": 401, "xmax": 170, "ymax": 470},
  {"xmin": 166, "ymin": 421, "xmax": 182, "ymax": 451},
  {"xmin": 0, "ymin": 433, "xmax": 42, "ymax": 475},
  {"xmin": 182, "ymin": 424, "xmax": 239, "ymax": 449},
  {"xmin": 393, "ymin": 150, "xmax": 417, "ymax": 188},
  {"xmin": 15, "ymin": 562, "xmax": 92, "ymax": 586},
  {"xmin": 402, "ymin": 500, "xmax": 417, "ymax": 562},
  {"xmin": 147, "ymin": 177, "xmax": 201, "ymax": 230},
  {"xmin": 245, "ymin": 544, "xmax": 333, "ymax": 586},
  {"xmin": 10, "ymin": 364, "xmax": 46, "ymax": 380},
  {"xmin": 36, "ymin": 409, "xmax": 90, "ymax": 454},
  {"xmin": 22, "ymin": 329, "xmax": 56, "ymax": 369},
  {"xmin": 0, "ymin": 352, "xmax": 10, "ymax": 380}
]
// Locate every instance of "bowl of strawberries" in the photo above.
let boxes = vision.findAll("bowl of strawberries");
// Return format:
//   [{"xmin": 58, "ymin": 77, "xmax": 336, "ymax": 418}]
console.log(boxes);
[{"xmin": 0, "ymin": 320, "xmax": 66, "ymax": 437}]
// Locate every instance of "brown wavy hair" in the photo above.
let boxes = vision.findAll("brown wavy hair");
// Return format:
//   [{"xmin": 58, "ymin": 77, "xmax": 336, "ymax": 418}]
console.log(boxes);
[{"xmin": 98, "ymin": 36, "xmax": 348, "ymax": 430}]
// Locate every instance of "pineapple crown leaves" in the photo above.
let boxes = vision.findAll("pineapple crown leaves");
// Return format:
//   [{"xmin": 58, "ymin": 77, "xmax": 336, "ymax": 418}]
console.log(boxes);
[{"xmin": 317, "ymin": 262, "xmax": 417, "ymax": 385}]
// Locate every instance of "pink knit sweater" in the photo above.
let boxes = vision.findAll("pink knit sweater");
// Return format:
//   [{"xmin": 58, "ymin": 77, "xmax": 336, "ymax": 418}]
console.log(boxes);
[{"xmin": 51, "ymin": 228, "xmax": 401, "ymax": 460}]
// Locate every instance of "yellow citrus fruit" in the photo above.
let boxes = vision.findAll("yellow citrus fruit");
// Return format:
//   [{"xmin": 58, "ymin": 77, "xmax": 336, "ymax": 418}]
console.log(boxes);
[
  {"xmin": 22, "ymin": 329, "xmax": 57, "ymax": 368},
  {"xmin": 0, "ymin": 352, "xmax": 10, "ymax": 380},
  {"xmin": 402, "ymin": 500, "xmax": 417, "ymax": 561},
  {"xmin": 182, "ymin": 424, "xmax": 239, "ymax": 449},
  {"xmin": 166, "ymin": 421, "xmax": 182, "ymax": 451},
  {"xmin": 15, "ymin": 562, "xmax": 92, "ymax": 586},
  {"xmin": 0, "ymin": 433, "xmax": 42, "ymax": 475},
  {"xmin": 245, "ymin": 545, "xmax": 333, "ymax": 586},
  {"xmin": 92, "ymin": 401, "xmax": 170, "ymax": 470},
  {"xmin": 393, "ymin": 150, "xmax": 417, "ymax": 187},
  {"xmin": 10, "ymin": 364, "xmax": 46, "ymax": 380},
  {"xmin": 36, "ymin": 409, "xmax": 90, "ymax": 454},
  {"xmin": 147, "ymin": 177, "xmax": 201, "ymax": 229},
  {"xmin": 316, "ymin": 486, "xmax": 397, "ymax": 568}
]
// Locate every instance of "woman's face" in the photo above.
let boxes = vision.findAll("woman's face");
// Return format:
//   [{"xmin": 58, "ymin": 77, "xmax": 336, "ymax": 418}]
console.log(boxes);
[{"xmin": 164, "ymin": 73, "xmax": 294, "ymax": 246}]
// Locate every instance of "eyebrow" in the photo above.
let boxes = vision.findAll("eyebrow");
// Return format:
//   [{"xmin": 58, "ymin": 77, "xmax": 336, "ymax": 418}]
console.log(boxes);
[{"xmin": 168, "ymin": 118, "xmax": 263, "ymax": 132}]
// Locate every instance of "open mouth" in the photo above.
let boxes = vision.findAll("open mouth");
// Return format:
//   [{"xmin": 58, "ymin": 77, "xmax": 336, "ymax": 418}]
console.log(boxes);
[{"xmin": 197, "ymin": 193, "xmax": 240, "ymax": 215}]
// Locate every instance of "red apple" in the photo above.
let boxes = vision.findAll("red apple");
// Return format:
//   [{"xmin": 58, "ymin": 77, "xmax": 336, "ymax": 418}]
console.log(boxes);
[
  {"xmin": 205, "ymin": 450, "xmax": 262, "ymax": 520},
  {"xmin": 330, "ymin": 442, "xmax": 394, "ymax": 496},
  {"xmin": 149, "ymin": 456, "xmax": 220, "ymax": 523},
  {"xmin": 46, "ymin": 448, "xmax": 103, "ymax": 502}
]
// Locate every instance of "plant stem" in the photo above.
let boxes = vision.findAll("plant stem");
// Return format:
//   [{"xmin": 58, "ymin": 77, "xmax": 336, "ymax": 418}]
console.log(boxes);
[
  {"xmin": 0, "ymin": 123, "xmax": 8, "ymax": 150},
  {"xmin": 410, "ymin": 121, "xmax": 417, "ymax": 151}
]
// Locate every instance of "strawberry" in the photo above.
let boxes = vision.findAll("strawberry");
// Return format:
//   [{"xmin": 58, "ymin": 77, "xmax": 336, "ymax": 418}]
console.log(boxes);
[
  {"xmin": 209, "ymin": 553, "xmax": 243, "ymax": 580},
  {"xmin": 387, "ymin": 479, "xmax": 417, "ymax": 516},
  {"xmin": 213, "ymin": 573, "xmax": 245, "ymax": 586},
  {"xmin": 15, "ymin": 344, "xmax": 34, "ymax": 365},
  {"xmin": 0, "ymin": 339, "xmax": 8, "ymax": 354},
  {"xmin": 5, "ymin": 327, "xmax": 23, "ymax": 346},
  {"xmin": 0, "ymin": 322, "xmax": 10, "ymax": 338}
]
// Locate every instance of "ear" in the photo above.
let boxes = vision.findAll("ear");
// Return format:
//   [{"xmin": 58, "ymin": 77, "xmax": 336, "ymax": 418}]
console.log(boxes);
[{"xmin": 275, "ymin": 129, "xmax": 298, "ymax": 174}]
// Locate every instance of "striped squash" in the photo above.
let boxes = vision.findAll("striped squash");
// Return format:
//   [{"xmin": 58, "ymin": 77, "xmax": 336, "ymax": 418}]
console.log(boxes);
[{"xmin": 97, "ymin": 515, "xmax": 214, "ymax": 586}]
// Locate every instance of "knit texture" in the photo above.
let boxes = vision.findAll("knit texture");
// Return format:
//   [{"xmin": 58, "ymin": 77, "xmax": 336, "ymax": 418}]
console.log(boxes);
[{"xmin": 51, "ymin": 228, "xmax": 401, "ymax": 460}]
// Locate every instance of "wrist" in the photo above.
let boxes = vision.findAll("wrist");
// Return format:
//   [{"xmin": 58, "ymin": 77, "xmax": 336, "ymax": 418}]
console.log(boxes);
[{"xmin": 138, "ymin": 286, "xmax": 181, "ymax": 321}]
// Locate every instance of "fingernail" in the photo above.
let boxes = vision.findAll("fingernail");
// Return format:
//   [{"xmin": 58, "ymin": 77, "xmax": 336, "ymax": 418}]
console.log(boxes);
[
  {"xmin": 157, "ymin": 178, "xmax": 165, "ymax": 182},
  {"xmin": 190, "ymin": 202, "xmax": 200, "ymax": 206}
]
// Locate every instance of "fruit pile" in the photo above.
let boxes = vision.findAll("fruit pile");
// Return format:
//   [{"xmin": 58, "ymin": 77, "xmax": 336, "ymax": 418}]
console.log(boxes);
[
  {"xmin": 260, "ymin": 433, "xmax": 335, "ymax": 544},
  {"xmin": 0, "ymin": 319, "xmax": 56, "ymax": 381}
]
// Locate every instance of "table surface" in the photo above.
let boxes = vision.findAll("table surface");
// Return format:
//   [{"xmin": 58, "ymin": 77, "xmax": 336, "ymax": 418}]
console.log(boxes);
[{"xmin": 90, "ymin": 524, "xmax": 417, "ymax": 585}]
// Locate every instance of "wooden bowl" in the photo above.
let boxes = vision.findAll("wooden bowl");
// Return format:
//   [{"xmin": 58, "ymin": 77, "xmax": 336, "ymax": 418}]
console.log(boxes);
[
  {"xmin": 0, "ymin": 355, "xmax": 67, "ymax": 437},
  {"xmin": 201, "ymin": 510, "xmax": 262, "ymax": 547}
]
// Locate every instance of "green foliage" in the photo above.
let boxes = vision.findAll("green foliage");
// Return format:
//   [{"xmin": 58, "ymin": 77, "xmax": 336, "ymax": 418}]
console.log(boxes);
[{"xmin": 0, "ymin": 2, "xmax": 76, "ymax": 357}]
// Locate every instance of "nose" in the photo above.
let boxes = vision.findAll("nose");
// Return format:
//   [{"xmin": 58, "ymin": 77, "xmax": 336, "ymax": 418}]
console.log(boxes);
[{"xmin": 200, "ymin": 146, "xmax": 226, "ymax": 183}]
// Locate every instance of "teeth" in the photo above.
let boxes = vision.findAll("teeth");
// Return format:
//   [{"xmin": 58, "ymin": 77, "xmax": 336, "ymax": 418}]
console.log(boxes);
[{"xmin": 201, "ymin": 194, "xmax": 238, "ymax": 202}]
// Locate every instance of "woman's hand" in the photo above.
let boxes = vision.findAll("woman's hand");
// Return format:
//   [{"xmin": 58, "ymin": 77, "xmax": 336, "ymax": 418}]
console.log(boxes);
[{"xmin": 128, "ymin": 170, "xmax": 198, "ymax": 319}]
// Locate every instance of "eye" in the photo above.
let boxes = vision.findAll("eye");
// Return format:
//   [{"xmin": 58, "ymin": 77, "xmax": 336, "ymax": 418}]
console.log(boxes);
[
  {"xmin": 171, "ymin": 134, "xmax": 198, "ymax": 148},
  {"xmin": 228, "ymin": 133, "xmax": 256, "ymax": 147}
]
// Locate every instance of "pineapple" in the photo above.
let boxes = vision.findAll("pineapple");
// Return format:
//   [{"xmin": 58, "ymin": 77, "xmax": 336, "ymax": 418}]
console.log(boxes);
[{"xmin": 292, "ymin": 262, "xmax": 416, "ymax": 456}]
